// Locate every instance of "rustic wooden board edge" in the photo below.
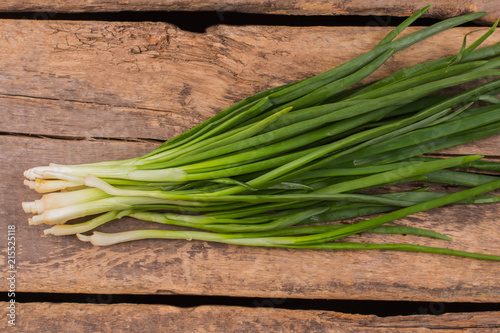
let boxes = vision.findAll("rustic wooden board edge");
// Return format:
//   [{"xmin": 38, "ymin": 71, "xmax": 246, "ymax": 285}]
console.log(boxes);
[
  {"xmin": 0, "ymin": 1, "xmax": 498, "ymax": 25},
  {"xmin": 1, "ymin": 302, "xmax": 500, "ymax": 332}
]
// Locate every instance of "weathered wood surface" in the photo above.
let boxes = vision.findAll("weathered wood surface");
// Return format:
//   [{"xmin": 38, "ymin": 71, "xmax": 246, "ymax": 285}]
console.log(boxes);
[
  {"xmin": 0, "ymin": 0, "xmax": 498, "ymax": 25},
  {"xmin": 2, "ymin": 20, "xmax": 500, "ymax": 142},
  {"xmin": 1, "ymin": 303, "xmax": 500, "ymax": 332},
  {"xmin": 0, "ymin": 20, "xmax": 499, "ymax": 302}
]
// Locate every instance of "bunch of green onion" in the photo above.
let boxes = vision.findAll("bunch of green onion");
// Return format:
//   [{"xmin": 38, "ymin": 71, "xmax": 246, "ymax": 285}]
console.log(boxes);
[{"xmin": 23, "ymin": 7, "xmax": 500, "ymax": 260}]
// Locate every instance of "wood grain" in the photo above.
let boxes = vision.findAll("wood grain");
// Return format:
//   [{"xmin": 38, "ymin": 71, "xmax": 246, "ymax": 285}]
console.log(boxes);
[
  {"xmin": 0, "ymin": 20, "xmax": 499, "ymax": 302},
  {"xmin": 1, "ymin": 303, "xmax": 500, "ymax": 332},
  {"xmin": 0, "ymin": 1, "xmax": 498, "ymax": 25}
]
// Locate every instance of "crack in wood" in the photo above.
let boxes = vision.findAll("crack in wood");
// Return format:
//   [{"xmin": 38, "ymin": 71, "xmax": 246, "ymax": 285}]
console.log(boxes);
[
  {"xmin": 0, "ymin": 131, "xmax": 164, "ymax": 143},
  {"xmin": 426, "ymin": 153, "xmax": 500, "ymax": 160},
  {"xmin": 0, "ymin": 93, "xmax": 175, "ymax": 114}
]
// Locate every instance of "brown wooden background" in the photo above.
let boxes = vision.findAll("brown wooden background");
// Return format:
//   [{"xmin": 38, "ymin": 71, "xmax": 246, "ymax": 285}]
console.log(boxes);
[{"xmin": 0, "ymin": 2, "xmax": 499, "ymax": 332}]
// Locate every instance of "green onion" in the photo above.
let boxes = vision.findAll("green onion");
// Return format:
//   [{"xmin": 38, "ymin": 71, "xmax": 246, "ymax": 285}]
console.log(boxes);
[{"xmin": 23, "ymin": 8, "xmax": 500, "ymax": 261}]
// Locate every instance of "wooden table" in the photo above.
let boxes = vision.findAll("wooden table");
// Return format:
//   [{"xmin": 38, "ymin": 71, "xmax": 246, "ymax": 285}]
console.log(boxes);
[{"xmin": 1, "ymin": 2, "xmax": 499, "ymax": 332}]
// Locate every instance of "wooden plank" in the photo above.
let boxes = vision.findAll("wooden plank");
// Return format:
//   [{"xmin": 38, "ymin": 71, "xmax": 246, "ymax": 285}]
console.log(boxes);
[
  {"xmin": 1, "ymin": 135, "xmax": 500, "ymax": 301},
  {"xmin": 0, "ymin": 1, "xmax": 498, "ymax": 25},
  {"xmin": 1, "ymin": 20, "xmax": 500, "ymax": 143},
  {"xmin": 1, "ymin": 20, "xmax": 500, "ymax": 301},
  {"xmin": 1, "ymin": 303, "xmax": 499, "ymax": 332}
]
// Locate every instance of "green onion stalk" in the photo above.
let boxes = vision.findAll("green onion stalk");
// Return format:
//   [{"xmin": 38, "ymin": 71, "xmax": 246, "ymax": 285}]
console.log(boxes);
[{"xmin": 23, "ymin": 7, "xmax": 500, "ymax": 260}]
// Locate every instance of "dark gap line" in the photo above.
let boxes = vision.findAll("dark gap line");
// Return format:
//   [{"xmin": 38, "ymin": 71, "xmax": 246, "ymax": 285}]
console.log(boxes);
[
  {"xmin": 2, "ymin": 292, "xmax": 500, "ymax": 317},
  {"xmin": 0, "ymin": 11, "xmax": 481, "ymax": 33}
]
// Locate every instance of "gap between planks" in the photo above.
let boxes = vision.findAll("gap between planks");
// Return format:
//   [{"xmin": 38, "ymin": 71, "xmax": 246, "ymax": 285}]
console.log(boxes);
[{"xmin": 0, "ymin": 0, "xmax": 497, "ymax": 25}]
